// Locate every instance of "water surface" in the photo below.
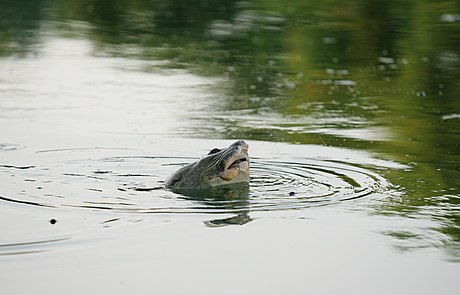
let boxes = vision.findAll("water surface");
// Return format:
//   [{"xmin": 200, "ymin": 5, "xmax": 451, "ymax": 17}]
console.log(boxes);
[{"xmin": 1, "ymin": 0, "xmax": 459, "ymax": 294}]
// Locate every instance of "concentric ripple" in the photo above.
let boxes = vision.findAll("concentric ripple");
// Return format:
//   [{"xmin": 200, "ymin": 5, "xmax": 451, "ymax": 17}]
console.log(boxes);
[
  {"xmin": 0, "ymin": 148, "xmax": 393, "ymax": 214},
  {"xmin": 249, "ymin": 159, "xmax": 388, "ymax": 210}
]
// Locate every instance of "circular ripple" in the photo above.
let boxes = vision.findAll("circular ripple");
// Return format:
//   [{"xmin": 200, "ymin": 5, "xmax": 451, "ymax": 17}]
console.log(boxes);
[
  {"xmin": 0, "ymin": 149, "xmax": 393, "ymax": 214},
  {"xmin": 248, "ymin": 159, "xmax": 388, "ymax": 210}
]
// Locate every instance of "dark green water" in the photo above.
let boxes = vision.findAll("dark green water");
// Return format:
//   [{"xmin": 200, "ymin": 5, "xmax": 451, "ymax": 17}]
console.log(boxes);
[{"xmin": 0, "ymin": 0, "xmax": 459, "ymax": 293}]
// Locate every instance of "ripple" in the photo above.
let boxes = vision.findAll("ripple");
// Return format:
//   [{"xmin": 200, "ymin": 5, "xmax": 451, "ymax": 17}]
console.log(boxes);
[
  {"xmin": 0, "ymin": 150, "xmax": 394, "ymax": 214},
  {"xmin": 248, "ymin": 159, "xmax": 388, "ymax": 209},
  {"xmin": 0, "ymin": 237, "xmax": 69, "ymax": 256},
  {"xmin": 0, "ymin": 143, "xmax": 24, "ymax": 151}
]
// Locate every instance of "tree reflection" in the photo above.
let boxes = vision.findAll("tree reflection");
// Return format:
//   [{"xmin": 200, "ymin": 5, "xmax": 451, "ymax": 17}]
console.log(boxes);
[{"xmin": 0, "ymin": 0, "xmax": 44, "ymax": 56}]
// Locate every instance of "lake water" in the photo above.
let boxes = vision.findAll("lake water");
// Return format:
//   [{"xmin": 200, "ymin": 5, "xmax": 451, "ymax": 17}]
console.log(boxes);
[{"xmin": 1, "ymin": 0, "xmax": 459, "ymax": 294}]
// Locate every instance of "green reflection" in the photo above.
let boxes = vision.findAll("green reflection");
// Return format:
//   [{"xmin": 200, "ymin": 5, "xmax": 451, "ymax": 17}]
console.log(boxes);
[
  {"xmin": 0, "ymin": 0, "xmax": 44, "ymax": 56},
  {"xmin": 0, "ymin": 0, "xmax": 459, "ymax": 254}
]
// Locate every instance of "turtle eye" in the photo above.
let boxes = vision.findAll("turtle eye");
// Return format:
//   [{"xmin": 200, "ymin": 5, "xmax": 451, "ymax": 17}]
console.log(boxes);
[{"xmin": 208, "ymin": 148, "xmax": 221, "ymax": 155}]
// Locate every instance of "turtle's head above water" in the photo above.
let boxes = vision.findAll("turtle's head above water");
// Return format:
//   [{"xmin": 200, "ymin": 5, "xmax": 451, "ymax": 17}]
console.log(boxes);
[{"xmin": 165, "ymin": 141, "xmax": 250, "ymax": 189}]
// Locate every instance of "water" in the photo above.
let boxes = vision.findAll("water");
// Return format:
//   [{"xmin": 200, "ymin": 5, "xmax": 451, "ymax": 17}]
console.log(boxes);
[
  {"xmin": 1, "ymin": 0, "xmax": 459, "ymax": 294},
  {"xmin": 0, "ymin": 142, "xmax": 399, "ymax": 214}
]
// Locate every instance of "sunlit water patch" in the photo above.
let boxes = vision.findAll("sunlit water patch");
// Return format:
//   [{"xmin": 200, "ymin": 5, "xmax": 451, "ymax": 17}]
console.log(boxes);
[{"xmin": 0, "ymin": 142, "xmax": 401, "ymax": 216}]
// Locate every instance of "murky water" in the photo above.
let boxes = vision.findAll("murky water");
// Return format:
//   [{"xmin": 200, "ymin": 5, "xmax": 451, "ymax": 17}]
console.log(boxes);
[{"xmin": 1, "ymin": 0, "xmax": 459, "ymax": 294}]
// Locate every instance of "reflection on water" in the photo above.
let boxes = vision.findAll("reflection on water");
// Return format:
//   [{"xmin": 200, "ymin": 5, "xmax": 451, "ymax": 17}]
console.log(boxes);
[
  {"xmin": 0, "ymin": 0, "xmax": 459, "ymax": 291},
  {"xmin": 172, "ymin": 184, "xmax": 252, "ymax": 226}
]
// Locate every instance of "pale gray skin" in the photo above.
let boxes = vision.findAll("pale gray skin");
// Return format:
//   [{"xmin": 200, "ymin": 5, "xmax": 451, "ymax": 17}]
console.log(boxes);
[{"xmin": 165, "ymin": 141, "xmax": 250, "ymax": 189}]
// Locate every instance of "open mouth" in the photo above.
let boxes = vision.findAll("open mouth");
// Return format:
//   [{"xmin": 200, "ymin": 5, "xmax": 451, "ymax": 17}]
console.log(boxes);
[
  {"xmin": 218, "ymin": 141, "xmax": 250, "ymax": 181},
  {"xmin": 227, "ymin": 157, "xmax": 248, "ymax": 170},
  {"xmin": 220, "ymin": 155, "xmax": 250, "ymax": 181}
]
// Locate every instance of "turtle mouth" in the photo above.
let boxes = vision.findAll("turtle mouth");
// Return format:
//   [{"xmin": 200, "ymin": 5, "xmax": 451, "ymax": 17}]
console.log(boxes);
[
  {"xmin": 223, "ymin": 145, "xmax": 249, "ymax": 171},
  {"xmin": 227, "ymin": 157, "xmax": 248, "ymax": 170},
  {"xmin": 219, "ymin": 144, "xmax": 250, "ymax": 181},
  {"xmin": 220, "ymin": 156, "xmax": 249, "ymax": 181}
]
